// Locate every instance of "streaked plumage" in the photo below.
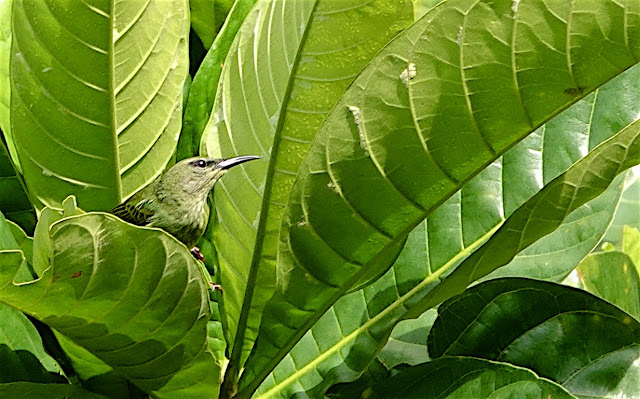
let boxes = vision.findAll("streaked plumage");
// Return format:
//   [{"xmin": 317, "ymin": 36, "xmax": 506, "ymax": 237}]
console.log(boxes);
[{"xmin": 112, "ymin": 156, "xmax": 259, "ymax": 250}]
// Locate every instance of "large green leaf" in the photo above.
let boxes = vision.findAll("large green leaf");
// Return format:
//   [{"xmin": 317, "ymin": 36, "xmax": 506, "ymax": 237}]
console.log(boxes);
[
  {"xmin": 428, "ymin": 278, "xmax": 640, "ymax": 398},
  {"xmin": 240, "ymin": 0, "xmax": 640, "ymax": 395},
  {"xmin": 201, "ymin": 0, "xmax": 413, "ymax": 389},
  {"xmin": 370, "ymin": 358, "xmax": 576, "ymax": 399},
  {"xmin": 178, "ymin": 0, "xmax": 257, "ymax": 161},
  {"xmin": 376, "ymin": 309, "xmax": 436, "ymax": 369},
  {"xmin": 412, "ymin": 0, "xmax": 444, "ymax": 20},
  {"xmin": 252, "ymin": 151, "xmax": 625, "ymax": 399},
  {"xmin": 0, "ymin": 0, "xmax": 13, "ymax": 162},
  {"xmin": 10, "ymin": 0, "xmax": 189, "ymax": 211},
  {"xmin": 0, "ymin": 213, "xmax": 217, "ymax": 397}
]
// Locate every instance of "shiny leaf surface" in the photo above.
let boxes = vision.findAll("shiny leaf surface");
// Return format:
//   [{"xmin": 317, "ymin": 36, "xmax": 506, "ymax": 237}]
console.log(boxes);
[
  {"xmin": 428, "ymin": 278, "xmax": 640, "ymax": 398},
  {"xmin": 202, "ymin": 0, "xmax": 413, "ymax": 385},
  {"xmin": 578, "ymin": 251, "xmax": 640, "ymax": 320},
  {"xmin": 242, "ymin": 1, "xmax": 640, "ymax": 395},
  {"xmin": 10, "ymin": 0, "xmax": 189, "ymax": 211},
  {"xmin": 178, "ymin": 0, "xmax": 257, "ymax": 161},
  {"xmin": 0, "ymin": 140, "xmax": 34, "ymax": 232},
  {"xmin": 370, "ymin": 357, "xmax": 575, "ymax": 399},
  {"xmin": 0, "ymin": 213, "xmax": 217, "ymax": 397}
]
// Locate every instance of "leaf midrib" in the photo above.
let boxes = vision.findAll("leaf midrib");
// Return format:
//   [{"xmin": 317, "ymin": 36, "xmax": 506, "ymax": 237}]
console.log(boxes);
[
  {"xmin": 226, "ymin": 0, "xmax": 321, "ymax": 379},
  {"xmin": 239, "ymin": 43, "xmax": 640, "ymax": 399},
  {"xmin": 251, "ymin": 222, "xmax": 502, "ymax": 399},
  {"xmin": 109, "ymin": 0, "xmax": 123, "ymax": 201}
]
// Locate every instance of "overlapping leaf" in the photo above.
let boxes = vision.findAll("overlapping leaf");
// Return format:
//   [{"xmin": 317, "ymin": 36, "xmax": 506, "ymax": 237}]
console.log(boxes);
[
  {"xmin": 428, "ymin": 278, "xmax": 640, "ymax": 398},
  {"xmin": 578, "ymin": 247, "xmax": 640, "ymax": 320},
  {"xmin": 252, "ymin": 137, "xmax": 625, "ymax": 398},
  {"xmin": 0, "ymin": 213, "xmax": 216, "ymax": 397},
  {"xmin": 0, "ymin": 294, "xmax": 64, "ymax": 384},
  {"xmin": 0, "ymin": 141, "xmax": 34, "ymax": 232},
  {"xmin": 178, "ymin": 0, "xmax": 258, "ymax": 161},
  {"xmin": 602, "ymin": 167, "xmax": 640, "ymax": 245},
  {"xmin": 240, "ymin": 0, "xmax": 640, "ymax": 395},
  {"xmin": 0, "ymin": 0, "xmax": 14, "ymax": 166},
  {"xmin": 10, "ymin": 0, "xmax": 189, "ymax": 211},
  {"xmin": 370, "ymin": 357, "xmax": 575, "ymax": 399},
  {"xmin": 0, "ymin": 382, "xmax": 109, "ymax": 398},
  {"xmin": 200, "ymin": 0, "xmax": 414, "ymax": 387}
]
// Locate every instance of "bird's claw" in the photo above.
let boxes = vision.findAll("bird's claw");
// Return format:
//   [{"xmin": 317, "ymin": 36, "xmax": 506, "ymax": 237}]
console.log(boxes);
[
  {"xmin": 190, "ymin": 247, "xmax": 205, "ymax": 262},
  {"xmin": 210, "ymin": 282, "xmax": 222, "ymax": 292}
]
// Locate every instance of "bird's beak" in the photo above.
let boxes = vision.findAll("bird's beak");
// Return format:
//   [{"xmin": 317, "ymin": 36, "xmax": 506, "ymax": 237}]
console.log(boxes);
[{"xmin": 217, "ymin": 155, "xmax": 260, "ymax": 170}]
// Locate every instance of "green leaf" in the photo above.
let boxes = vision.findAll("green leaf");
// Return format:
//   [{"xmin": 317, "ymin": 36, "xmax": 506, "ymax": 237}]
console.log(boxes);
[
  {"xmin": 0, "ymin": 213, "xmax": 217, "ymax": 397},
  {"xmin": 376, "ymin": 309, "xmax": 436, "ymax": 369},
  {"xmin": 0, "ymin": 0, "xmax": 17, "ymax": 172},
  {"xmin": 0, "ymin": 211, "xmax": 34, "ymax": 283},
  {"xmin": 602, "ymin": 167, "xmax": 640, "ymax": 246},
  {"xmin": 412, "ymin": 0, "xmax": 444, "ymax": 20},
  {"xmin": 202, "ymin": 0, "xmax": 414, "ymax": 389},
  {"xmin": 370, "ymin": 357, "xmax": 575, "ymax": 399},
  {"xmin": 404, "ymin": 121, "xmax": 640, "ymax": 321},
  {"xmin": 0, "ymin": 382, "xmax": 109, "ymax": 398},
  {"xmin": 0, "ymin": 137, "xmax": 34, "ymax": 233},
  {"xmin": 577, "ymin": 251, "xmax": 640, "ymax": 320},
  {"xmin": 624, "ymin": 226, "xmax": 640, "ymax": 273},
  {"xmin": 190, "ymin": 0, "xmax": 217, "ymax": 49},
  {"xmin": 0, "ymin": 304, "xmax": 65, "ymax": 383},
  {"xmin": 485, "ymin": 174, "xmax": 624, "ymax": 282},
  {"xmin": 241, "ymin": 0, "xmax": 640, "ymax": 395},
  {"xmin": 10, "ymin": 0, "xmax": 189, "ymax": 211},
  {"xmin": 428, "ymin": 278, "xmax": 640, "ymax": 398},
  {"xmin": 190, "ymin": 0, "xmax": 235, "ymax": 49},
  {"xmin": 6, "ymin": 219, "xmax": 33, "ymax": 262},
  {"xmin": 324, "ymin": 359, "xmax": 390, "ymax": 399},
  {"xmin": 178, "ymin": 0, "xmax": 257, "ymax": 161},
  {"xmin": 54, "ymin": 333, "xmax": 137, "ymax": 398}
]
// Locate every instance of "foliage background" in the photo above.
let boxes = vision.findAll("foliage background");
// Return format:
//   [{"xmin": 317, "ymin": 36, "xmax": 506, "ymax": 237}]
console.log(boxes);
[{"xmin": 0, "ymin": 0, "xmax": 639, "ymax": 398}]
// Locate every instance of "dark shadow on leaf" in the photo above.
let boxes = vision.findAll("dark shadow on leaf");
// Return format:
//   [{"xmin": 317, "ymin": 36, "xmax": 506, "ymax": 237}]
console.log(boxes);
[{"xmin": 0, "ymin": 344, "xmax": 66, "ymax": 384}]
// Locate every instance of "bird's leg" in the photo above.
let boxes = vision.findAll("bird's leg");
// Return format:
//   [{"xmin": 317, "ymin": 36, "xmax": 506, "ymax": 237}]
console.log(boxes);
[
  {"xmin": 190, "ymin": 247, "xmax": 222, "ymax": 293},
  {"xmin": 190, "ymin": 247, "xmax": 205, "ymax": 262}
]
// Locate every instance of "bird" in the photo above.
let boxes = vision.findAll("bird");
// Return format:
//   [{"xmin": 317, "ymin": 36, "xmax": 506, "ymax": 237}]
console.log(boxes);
[{"xmin": 111, "ymin": 155, "xmax": 259, "ymax": 264}]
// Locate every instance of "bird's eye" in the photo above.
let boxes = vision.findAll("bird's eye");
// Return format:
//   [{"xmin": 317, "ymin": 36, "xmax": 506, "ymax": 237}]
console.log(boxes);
[{"xmin": 196, "ymin": 159, "xmax": 207, "ymax": 168}]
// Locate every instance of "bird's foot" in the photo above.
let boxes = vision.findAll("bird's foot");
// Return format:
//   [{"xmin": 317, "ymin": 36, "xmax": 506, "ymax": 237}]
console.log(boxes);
[
  {"xmin": 190, "ymin": 247, "xmax": 205, "ymax": 262},
  {"xmin": 210, "ymin": 282, "xmax": 222, "ymax": 292}
]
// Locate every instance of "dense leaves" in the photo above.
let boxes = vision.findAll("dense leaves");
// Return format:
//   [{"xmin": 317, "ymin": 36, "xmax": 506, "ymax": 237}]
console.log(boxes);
[
  {"xmin": 9, "ymin": 0, "xmax": 189, "ymax": 210},
  {"xmin": 429, "ymin": 278, "xmax": 640, "ymax": 398},
  {"xmin": 370, "ymin": 357, "xmax": 575, "ymax": 399},
  {"xmin": 241, "ymin": 0, "xmax": 640, "ymax": 395},
  {"xmin": 1, "ymin": 0, "xmax": 640, "ymax": 398},
  {"xmin": 201, "ymin": 1, "xmax": 414, "ymax": 390},
  {"xmin": 178, "ymin": 0, "xmax": 258, "ymax": 161},
  {"xmin": 0, "ymin": 211, "xmax": 216, "ymax": 397},
  {"xmin": 0, "ymin": 141, "xmax": 34, "ymax": 232}
]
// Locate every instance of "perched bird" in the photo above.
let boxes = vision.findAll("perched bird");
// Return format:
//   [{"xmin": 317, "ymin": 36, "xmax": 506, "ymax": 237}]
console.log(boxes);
[{"xmin": 111, "ymin": 155, "xmax": 259, "ymax": 262}]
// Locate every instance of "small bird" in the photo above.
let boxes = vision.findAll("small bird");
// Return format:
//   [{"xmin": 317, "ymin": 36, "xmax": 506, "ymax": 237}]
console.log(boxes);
[{"xmin": 111, "ymin": 155, "xmax": 259, "ymax": 262}]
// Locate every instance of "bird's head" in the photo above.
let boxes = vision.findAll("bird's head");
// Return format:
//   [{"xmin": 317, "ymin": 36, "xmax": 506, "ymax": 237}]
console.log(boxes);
[{"xmin": 160, "ymin": 155, "xmax": 260, "ymax": 197}]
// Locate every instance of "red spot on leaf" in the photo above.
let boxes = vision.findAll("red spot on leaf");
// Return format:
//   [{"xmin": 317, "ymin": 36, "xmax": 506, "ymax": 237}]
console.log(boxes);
[{"xmin": 71, "ymin": 271, "xmax": 82, "ymax": 278}]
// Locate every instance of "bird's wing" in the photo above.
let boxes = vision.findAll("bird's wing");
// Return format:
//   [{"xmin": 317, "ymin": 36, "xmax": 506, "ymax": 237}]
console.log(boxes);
[{"xmin": 111, "ymin": 197, "xmax": 156, "ymax": 226}]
